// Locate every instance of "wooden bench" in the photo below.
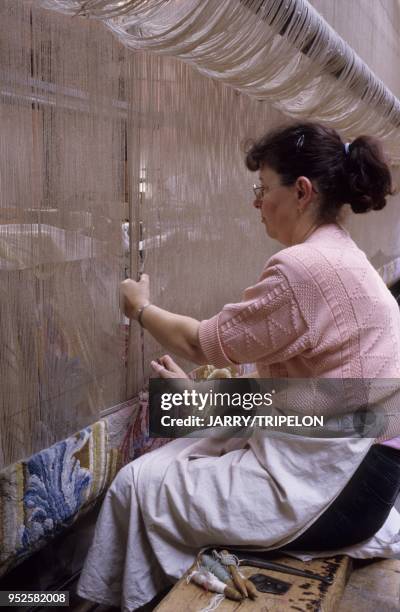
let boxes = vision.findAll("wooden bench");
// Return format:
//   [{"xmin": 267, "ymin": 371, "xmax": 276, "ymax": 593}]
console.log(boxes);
[{"xmin": 155, "ymin": 555, "xmax": 351, "ymax": 612}]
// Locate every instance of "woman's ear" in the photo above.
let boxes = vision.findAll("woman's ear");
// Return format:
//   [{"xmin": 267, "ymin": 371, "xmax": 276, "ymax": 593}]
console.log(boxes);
[{"xmin": 295, "ymin": 176, "xmax": 314, "ymax": 212}]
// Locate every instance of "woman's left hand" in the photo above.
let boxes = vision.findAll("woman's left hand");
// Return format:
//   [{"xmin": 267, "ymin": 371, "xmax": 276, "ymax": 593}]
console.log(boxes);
[
  {"xmin": 120, "ymin": 274, "xmax": 150, "ymax": 320},
  {"xmin": 151, "ymin": 355, "xmax": 189, "ymax": 379}
]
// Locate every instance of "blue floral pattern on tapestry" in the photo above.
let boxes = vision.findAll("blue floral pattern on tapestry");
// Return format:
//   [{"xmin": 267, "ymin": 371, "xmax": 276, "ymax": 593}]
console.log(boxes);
[{"xmin": 19, "ymin": 429, "xmax": 92, "ymax": 552}]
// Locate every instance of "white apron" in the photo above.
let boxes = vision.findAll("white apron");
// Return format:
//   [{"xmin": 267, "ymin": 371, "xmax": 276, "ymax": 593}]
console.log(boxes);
[{"xmin": 77, "ymin": 430, "xmax": 400, "ymax": 611}]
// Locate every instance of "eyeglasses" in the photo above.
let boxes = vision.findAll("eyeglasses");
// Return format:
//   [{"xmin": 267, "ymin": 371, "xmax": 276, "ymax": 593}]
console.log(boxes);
[
  {"xmin": 253, "ymin": 184, "xmax": 265, "ymax": 201},
  {"xmin": 253, "ymin": 181, "xmax": 319, "ymax": 201}
]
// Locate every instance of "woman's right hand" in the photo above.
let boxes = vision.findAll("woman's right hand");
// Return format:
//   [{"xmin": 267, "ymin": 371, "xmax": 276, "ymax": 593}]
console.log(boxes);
[
  {"xmin": 120, "ymin": 274, "xmax": 150, "ymax": 320},
  {"xmin": 151, "ymin": 355, "xmax": 189, "ymax": 379}
]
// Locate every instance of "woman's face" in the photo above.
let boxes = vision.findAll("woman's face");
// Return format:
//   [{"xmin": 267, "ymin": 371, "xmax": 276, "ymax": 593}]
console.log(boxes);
[{"xmin": 253, "ymin": 165, "xmax": 304, "ymax": 246}]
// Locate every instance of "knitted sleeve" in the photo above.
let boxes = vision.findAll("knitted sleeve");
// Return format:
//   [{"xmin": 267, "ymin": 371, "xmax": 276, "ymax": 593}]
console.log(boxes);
[{"xmin": 198, "ymin": 264, "xmax": 312, "ymax": 368}]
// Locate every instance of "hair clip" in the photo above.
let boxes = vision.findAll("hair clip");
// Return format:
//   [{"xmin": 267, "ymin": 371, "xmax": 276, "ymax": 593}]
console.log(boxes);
[
  {"xmin": 344, "ymin": 142, "xmax": 351, "ymax": 155},
  {"xmin": 296, "ymin": 134, "xmax": 305, "ymax": 152}
]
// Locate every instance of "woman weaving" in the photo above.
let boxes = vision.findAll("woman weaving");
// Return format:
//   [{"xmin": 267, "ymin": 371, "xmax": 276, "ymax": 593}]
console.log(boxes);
[{"xmin": 78, "ymin": 123, "xmax": 400, "ymax": 611}]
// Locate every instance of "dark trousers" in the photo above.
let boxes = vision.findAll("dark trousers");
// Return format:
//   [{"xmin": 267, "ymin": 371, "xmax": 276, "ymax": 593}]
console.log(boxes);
[{"xmin": 285, "ymin": 444, "xmax": 400, "ymax": 551}]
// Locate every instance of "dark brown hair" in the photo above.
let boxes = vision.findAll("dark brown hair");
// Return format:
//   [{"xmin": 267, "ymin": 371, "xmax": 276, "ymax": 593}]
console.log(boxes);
[{"xmin": 245, "ymin": 122, "xmax": 393, "ymax": 222}]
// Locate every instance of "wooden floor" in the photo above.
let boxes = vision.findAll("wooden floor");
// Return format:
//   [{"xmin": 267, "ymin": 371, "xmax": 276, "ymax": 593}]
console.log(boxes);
[{"xmin": 338, "ymin": 558, "xmax": 400, "ymax": 612}]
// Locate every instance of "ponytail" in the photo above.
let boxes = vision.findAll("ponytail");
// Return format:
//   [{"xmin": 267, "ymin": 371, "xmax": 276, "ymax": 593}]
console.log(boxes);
[
  {"xmin": 245, "ymin": 122, "xmax": 393, "ymax": 223},
  {"xmin": 344, "ymin": 136, "xmax": 392, "ymax": 214}
]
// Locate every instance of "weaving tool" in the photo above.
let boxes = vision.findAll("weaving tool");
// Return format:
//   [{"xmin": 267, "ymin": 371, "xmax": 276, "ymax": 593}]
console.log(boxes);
[{"xmin": 208, "ymin": 549, "xmax": 332, "ymax": 585}]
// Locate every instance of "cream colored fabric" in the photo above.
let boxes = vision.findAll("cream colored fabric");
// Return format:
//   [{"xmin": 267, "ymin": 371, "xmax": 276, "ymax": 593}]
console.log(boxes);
[
  {"xmin": 41, "ymin": 0, "xmax": 400, "ymax": 162},
  {"xmin": 75, "ymin": 433, "xmax": 400, "ymax": 611}
]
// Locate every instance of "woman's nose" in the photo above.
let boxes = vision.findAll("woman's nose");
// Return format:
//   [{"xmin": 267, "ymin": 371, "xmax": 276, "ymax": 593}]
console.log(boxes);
[{"xmin": 253, "ymin": 197, "xmax": 261, "ymax": 209}]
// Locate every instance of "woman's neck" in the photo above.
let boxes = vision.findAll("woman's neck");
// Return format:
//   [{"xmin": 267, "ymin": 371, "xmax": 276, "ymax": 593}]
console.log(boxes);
[{"xmin": 290, "ymin": 220, "xmax": 324, "ymax": 246}]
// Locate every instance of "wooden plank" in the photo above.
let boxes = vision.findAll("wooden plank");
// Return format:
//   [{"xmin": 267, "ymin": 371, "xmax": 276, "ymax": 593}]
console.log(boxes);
[{"xmin": 155, "ymin": 555, "xmax": 351, "ymax": 612}]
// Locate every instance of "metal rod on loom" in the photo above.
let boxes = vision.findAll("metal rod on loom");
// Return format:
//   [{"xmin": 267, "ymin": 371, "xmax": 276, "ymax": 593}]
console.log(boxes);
[
  {"xmin": 138, "ymin": 220, "xmax": 146, "ymax": 380},
  {"xmin": 243, "ymin": 0, "xmax": 400, "ymax": 127}
]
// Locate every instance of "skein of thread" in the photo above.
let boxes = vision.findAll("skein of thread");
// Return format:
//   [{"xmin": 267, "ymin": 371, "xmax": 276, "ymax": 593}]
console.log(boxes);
[
  {"xmin": 206, "ymin": 550, "xmax": 257, "ymax": 600},
  {"xmin": 201, "ymin": 555, "xmax": 231, "ymax": 583},
  {"xmin": 241, "ymin": 576, "xmax": 258, "ymax": 600},
  {"xmin": 201, "ymin": 554, "xmax": 243, "ymax": 600},
  {"xmin": 220, "ymin": 549, "xmax": 248, "ymax": 598},
  {"xmin": 189, "ymin": 569, "xmax": 242, "ymax": 601}
]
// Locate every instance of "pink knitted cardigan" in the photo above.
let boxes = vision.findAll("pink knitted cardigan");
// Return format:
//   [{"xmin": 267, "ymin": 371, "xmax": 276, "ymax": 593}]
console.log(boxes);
[{"xmin": 199, "ymin": 224, "xmax": 400, "ymax": 441}]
